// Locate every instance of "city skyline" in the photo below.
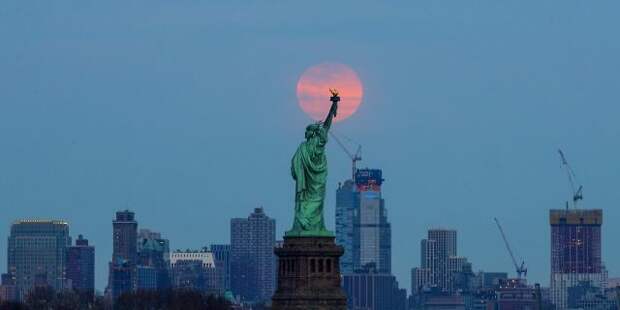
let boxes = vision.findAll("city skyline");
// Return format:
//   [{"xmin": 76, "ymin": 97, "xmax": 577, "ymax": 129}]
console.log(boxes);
[
  {"xmin": 2, "ymin": 0, "xmax": 620, "ymax": 300},
  {"xmin": 1, "ymin": 202, "xmax": 614, "ymax": 294}
]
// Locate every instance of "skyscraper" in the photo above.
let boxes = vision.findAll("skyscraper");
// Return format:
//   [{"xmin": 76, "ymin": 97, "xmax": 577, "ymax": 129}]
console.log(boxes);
[
  {"xmin": 7, "ymin": 220, "xmax": 71, "ymax": 300},
  {"xmin": 353, "ymin": 169, "xmax": 391, "ymax": 273},
  {"xmin": 421, "ymin": 238, "xmax": 438, "ymax": 273},
  {"xmin": 66, "ymin": 234, "xmax": 95, "ymax": 300},
  {"xmin": 230, "ymin": 207, "xmax": 276, "ymax": 303},
  {"xmin": 113, "ymin": 210, "xmax": 138, "ymax": 264},
  {"xmin": 411, "ymin": 229, "xmax": 458, "ymax": 294},
  {"xmin": 108, "ymin": 210, "xmax": 138, "ymax": 300},
  {"xmin": 335, "ymin": 179, "xmax": 358, "ymax": 274},
  {"xmin": 137, "ymin": 229, "xmax": 170, "ymax": 290},
  {"xmin": 210, "ymin": 244, "xmax": 231, "ymax": 292},
  {"xmin": 549, "ymin": 209, "xmax": 605, "ymax": 309},
  {"xmin": 427, "ymin": 228, "xmax": 457, "ymax": 291}
]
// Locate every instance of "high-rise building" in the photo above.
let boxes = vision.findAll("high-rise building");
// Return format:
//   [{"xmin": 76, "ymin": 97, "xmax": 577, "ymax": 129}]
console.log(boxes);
[
  {"xmin": 137, "ymin": 229, "xmax": 170, "ymax": 290},
  {"xmin": 112, "ymin": 210, "xmax": 138, "ymax": 264},
  {"xmin": 447, "ymin": 256, "xmax": 469, "ymax": 292},
  {"xmin": 427, "ymin": 229, "xmax": 457, "ymax": 291},
  {"xmin": 353, "ymin": 169, "xmax": 391, "ymax": 273},
  {"xmin": 342, "ymin": 264, "xmax": 407, "ymax": 310},
  {"xmin": 170, "ymin": 250, "xmax": 218, "ymax": 294},
  {"xmin": 108, "ymin": 264, "xmax": 132, "ymax": 300},
  {"xmin": 549, "ymin": 209, "xmax": 606, "ymax": 309},
  {"xmin": 66, "ymin": 235, "xmax": 95, "ymax": 299},
  {"xmin": 566, "ymin": 280, "xmax": 615, "ymax": 309},
  {"xmin": 136, "ymin": 266, "xmax": 158, "ymax": 290},
  {"xmin": 7, "ymin": 220, "xmax": 71, "ymax": 300},
  {"xmin": 210, "ymin": 244, "xmax": 231, "ymax": 292},
  {"xmin": 421, "ymin": 239, "xmax": 438, "ymax": 270},
  {"xmin": 0, "ymin": 273, "xmax": 18, "ymax": 302},
  {"xmin": 410, "ymin": 229, "xmax": 460, "ymax": 297},
  {"xmin": 335, "ymin": 179, "xmax": 358, "ymax": 274},
  {"xmin": 412, "ymin": 238, "xmax": 438, "ymax": 294},
  {"xmin": 108, "ymin": 210, "xmax": 138, "ymax": 300},
  {"xmin": 230, "ymin": 207, "xmax": 276, "ymax": 303},
  {"xmin": 411, "ymin": 267, "xmax": 433, "ymax": 295}
]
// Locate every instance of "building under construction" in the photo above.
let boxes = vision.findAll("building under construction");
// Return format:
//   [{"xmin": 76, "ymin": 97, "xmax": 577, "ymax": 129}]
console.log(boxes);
[
  {"xmin": 550, "ymin": 209, "xmax": 602, "ymax": 274},
  {"xmin": 549, "ymin": 209, "xmax": 606, "ymax": 310}
]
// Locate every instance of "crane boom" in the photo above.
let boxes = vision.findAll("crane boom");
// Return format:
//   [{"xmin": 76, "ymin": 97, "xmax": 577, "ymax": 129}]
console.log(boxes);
[
  {"xmin": 329, "ymin": 131, "xmax": 362, "ymax": 181},
  {"xmin": 558, "ymin": 149, "xmax": 583, "ymax": 208},
  {"xmin": 494, "ymin": 217, "xmax": 527, "ymax": 278},
  {"xmin": 330, "ymin": 132, "xmax": 355, "ymax": 159}
]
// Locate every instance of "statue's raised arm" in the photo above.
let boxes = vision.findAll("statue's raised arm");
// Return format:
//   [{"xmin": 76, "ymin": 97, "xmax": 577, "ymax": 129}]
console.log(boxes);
[{"xmin": 323, "ymin": 88, "xmax": 340, "ymax": 132}]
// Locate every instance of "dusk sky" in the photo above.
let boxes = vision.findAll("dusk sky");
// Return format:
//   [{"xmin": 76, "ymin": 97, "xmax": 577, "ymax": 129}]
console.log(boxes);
[{"xmin": 1, "ymin": 1, "xmax": 619, "ymax": 291}]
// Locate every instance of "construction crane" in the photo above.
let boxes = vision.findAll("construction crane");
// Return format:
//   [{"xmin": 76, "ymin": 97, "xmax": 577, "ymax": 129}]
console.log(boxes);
[
  {"xmin": 558, "ymin": 149, "xmax": 583, "ymax": 209},
  {"xmin": 329, "ymin": 131, "xmax": 362, "ymax": 181},
  {"xmin": 494, "ymin": 217, "xmax": 527, "ymax": 279}
]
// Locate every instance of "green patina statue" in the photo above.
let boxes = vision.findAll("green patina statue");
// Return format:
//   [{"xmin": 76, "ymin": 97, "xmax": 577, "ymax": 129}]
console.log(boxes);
[{"xmin": 286, "ymin": 89, "xmax": 340, "ymax": 237}]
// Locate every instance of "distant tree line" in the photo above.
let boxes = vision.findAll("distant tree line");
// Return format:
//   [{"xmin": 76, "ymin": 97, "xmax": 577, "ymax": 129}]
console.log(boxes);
[
  {"xmin": 115, "ymin": 289, "xmax": 230, "ymax": 310},
  {"xmin": 0, "ymin": 287, "xmax": 103, "ymax": 310},
  {"xmin": 0, "ymin": 288, "xmax": 231, "ymax": 310}
]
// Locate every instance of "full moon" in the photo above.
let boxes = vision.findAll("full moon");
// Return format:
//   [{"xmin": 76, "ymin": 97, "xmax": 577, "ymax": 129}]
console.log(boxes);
[{"xmin": 296, "ymin": 63, "xmax": 363, "ymax": 122}]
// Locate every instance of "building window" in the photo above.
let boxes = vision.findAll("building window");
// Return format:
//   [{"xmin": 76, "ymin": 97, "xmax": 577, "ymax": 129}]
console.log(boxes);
[
  {"xmin": 326, "ymin": 259, "xmax": 332, "ymax": 273},
  {"xmin": 310, "ymin": 259, "xmax": 316, "ymax": 273},
  {"xmin": 318, "ymin": 259, "xmax": 324, "ymax": 273}
]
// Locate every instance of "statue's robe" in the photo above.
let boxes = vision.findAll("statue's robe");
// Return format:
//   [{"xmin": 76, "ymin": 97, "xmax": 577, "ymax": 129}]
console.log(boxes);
[{"xmin": 289, "ymin": 126, "xmax": 330, "ymax": 235}]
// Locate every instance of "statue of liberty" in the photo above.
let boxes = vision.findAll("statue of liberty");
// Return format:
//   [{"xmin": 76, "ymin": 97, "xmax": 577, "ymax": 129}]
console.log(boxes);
[{"xmin": 286, "ymin": 89, "xmax": 340, "ymax": 237}]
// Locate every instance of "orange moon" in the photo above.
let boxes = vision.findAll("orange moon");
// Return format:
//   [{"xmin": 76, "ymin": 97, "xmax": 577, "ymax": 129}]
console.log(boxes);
[{"xmin": 296, "ymin": 63, "xmax": 363, "ymax": 122}]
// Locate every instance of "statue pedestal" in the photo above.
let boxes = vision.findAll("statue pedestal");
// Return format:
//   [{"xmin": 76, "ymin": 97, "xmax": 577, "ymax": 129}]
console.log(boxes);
[{"xmin": 272, "ymin": 236, "xmax": 347, "ymax": 310}]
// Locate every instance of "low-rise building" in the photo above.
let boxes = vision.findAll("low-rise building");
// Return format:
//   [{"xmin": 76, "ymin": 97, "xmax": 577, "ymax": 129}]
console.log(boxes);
[
  {"xmin": 170, "ymin": 250, "xmax": 218, "ymax": 295},
  {"xmin": 342, "ymin": 264, "xmax": 407, "ymax": 310}
]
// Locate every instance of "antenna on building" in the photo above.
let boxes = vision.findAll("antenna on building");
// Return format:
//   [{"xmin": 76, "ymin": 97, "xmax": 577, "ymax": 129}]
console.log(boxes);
[
  {"xmin": 329, "ymin": 131, "xmax": 362, "ymax": 182},
  {"xmin": 558, "ymin": 149, "xmax": 583, "ymax": 209}
]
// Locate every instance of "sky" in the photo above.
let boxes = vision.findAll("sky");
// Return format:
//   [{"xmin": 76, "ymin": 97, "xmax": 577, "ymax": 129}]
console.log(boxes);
[{"xmin": 1, "ymin": 1, "xmax": 619, "ymax": 292}]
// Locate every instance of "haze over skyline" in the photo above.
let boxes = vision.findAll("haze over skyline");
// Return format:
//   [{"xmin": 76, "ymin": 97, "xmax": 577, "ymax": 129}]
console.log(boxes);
[{"xmin": 1, "ymin": 1, "xmax": 619, "ymax": 291}]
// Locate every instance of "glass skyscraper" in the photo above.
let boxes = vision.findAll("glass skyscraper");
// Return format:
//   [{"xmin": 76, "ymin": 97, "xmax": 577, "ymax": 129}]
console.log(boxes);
[
  {"xmin": 336, "ymin": 169, "xmax": 391, "ymax": 274},
  {"xmin": 353, "ymin": 169, "xmax": 391, "ymax": 273},
  {"xmin": 7, "ymin": 220, "xmax": 71, "ymax": 300},
  {"xmin": 336, "ymin": 179, "xmax": 358, "ymax": 274}
]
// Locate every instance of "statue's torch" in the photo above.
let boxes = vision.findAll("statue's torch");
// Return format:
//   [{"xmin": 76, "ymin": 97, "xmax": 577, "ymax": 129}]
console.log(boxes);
[{"xmin": 329, "ymin": 88, "xmax": 340, "ymax": 117}]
